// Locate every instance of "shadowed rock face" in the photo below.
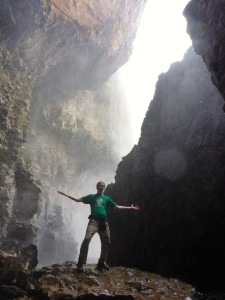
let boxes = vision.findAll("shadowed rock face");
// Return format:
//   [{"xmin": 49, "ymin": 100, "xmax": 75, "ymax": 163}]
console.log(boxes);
[
  {"xmin": 107, "ymin": 48, "xmax": 225, "ymax": 289},
  {"xmin": 184, "ymin": 0, "xmax": 225, "ymax": 108}
]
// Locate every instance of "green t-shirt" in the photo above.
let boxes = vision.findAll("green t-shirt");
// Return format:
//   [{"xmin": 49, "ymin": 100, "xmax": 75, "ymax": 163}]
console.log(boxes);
[{"xmin": 82, "ymin": 193, "xmax": 116, "ymax": 219}]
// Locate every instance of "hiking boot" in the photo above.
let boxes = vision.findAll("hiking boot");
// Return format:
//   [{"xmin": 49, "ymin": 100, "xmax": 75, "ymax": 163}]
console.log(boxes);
[
  {"xmin": 77, "ymin": 262, "xmax": 84, "ymax": 273},
  {"xmin": 97, "ymin": 262, "xmax": 110, "ymax": 271}
]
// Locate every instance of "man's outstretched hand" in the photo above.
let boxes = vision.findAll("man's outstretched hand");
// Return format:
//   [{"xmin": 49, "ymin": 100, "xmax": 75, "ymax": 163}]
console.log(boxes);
[
  {"xmin": 131, "ymin": 204, "xmax": 140, "ymax": 210},
  {"xmin": 57, "ymin": 191, "xmax": 82, "ymax": 202},
  {"xmin": 57, "ymin": 191, "xmax": 65, "ymax": 196}
]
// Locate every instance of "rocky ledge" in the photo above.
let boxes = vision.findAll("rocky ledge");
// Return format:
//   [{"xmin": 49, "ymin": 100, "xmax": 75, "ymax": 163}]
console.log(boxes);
[
  {"xmin": 32, "ymin": 264, "xmax": 197, "ymax": 300},
  {"xmin": 0, "ymin": 245, "xmax": 198, "ymax": 300}
]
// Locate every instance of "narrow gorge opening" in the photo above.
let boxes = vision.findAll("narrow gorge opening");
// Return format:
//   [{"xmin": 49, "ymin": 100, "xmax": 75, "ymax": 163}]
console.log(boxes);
[
  {"xmin": 0, "ymin": 0, "xmax": 193, "ymax": 268},
  {"xmin": 23, "ymin": 0, "xmax": 193, "ymax": 267},
  {"xmin": 74, "ymin": 0, "xmax": 192, "ymax": 264},
  {"xmin": 120, "ymin": 0, "xmax": 191, "ymax": 145},
  {"xmin": 2, "ymin": 1, "xmax": 225, "ymax": 297}
]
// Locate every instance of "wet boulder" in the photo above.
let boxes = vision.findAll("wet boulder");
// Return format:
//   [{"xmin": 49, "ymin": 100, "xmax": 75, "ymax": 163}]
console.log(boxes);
[{"xmin": 0, "ymin": 244, "xmax": 38, "ymax": 289}]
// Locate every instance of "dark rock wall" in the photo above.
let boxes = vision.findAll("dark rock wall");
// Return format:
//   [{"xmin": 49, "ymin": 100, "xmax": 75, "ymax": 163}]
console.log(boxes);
[
  {"xmin": 184, "ymin": 0, "xmax": 225, "ymax": 107},
  {"xmin": 107, "ymin": 48, "xmax": 225, "ymax": 288}
]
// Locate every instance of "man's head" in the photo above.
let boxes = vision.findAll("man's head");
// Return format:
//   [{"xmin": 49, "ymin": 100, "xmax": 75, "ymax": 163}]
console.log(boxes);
[{"xmin": 96, "ymin": 181, "xmax": 105, "ymax": 194}]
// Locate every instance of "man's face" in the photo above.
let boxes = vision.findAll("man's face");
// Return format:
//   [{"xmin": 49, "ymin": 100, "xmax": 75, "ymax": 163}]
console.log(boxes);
[{"xmin": 96, "ymin": 182, "xmax": 105, "ymax": 193}]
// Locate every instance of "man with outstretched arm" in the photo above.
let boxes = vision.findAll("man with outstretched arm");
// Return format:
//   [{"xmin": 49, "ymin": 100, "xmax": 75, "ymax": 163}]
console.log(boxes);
[{"xmin": 57, "ymin": 181, "xmax": 140, "ymax": 272}]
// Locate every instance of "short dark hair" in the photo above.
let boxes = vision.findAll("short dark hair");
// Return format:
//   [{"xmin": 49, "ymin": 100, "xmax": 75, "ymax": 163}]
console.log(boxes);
[{"xmin": 96, "ymin": 181, "xmax": 105, "ymax": 187}]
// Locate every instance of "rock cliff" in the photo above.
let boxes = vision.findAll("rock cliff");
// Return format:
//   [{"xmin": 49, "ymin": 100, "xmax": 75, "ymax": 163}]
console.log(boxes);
[
  {"xmin": 0, "ymin": 0, "xmax": 146, "ymax": 265},
  {"xmin": 184, "ymin": 0, "xmax": 225, "ymax": 108},
  {"xmin": 107, "ymin": 48, "xmax": 225, "ymax": 289},
  {"xmin": 1, "ymin": 0, "xmax": 146, "ymax": 93}
]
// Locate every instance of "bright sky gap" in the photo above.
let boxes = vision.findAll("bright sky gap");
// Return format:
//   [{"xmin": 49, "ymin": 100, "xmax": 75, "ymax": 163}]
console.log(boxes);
[{"xmin": 119, "ymin": 0, "xmax": 192, "ymax": 146}]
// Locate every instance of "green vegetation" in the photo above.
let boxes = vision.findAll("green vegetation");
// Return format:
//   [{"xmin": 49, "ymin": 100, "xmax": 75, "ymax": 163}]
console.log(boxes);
[{"xmin": 0, "ymin": 44, "xmax": 34, "ymax": 163}]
